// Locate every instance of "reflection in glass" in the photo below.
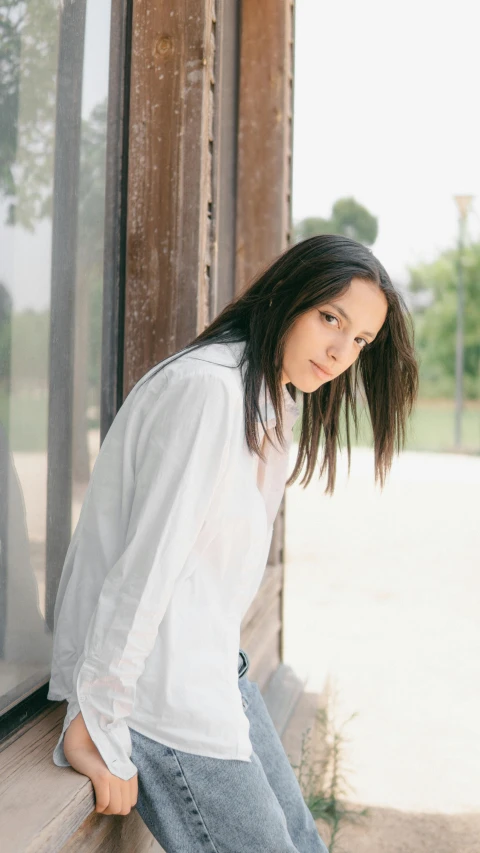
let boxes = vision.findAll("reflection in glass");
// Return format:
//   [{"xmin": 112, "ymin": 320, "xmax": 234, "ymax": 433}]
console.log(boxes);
[{"xmin": 0, "ymin": 0, "xmax": 111, "ymax": 713}]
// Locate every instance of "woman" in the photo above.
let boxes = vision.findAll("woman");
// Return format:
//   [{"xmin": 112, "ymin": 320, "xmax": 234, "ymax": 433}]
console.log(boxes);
[{"xmin": 48, "ymin": 234, "xmax": 418, "ymax": 852}]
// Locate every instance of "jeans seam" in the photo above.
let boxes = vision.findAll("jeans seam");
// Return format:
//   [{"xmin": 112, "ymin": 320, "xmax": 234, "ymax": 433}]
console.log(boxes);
[{"xmin": 170, "ymin": 749, "xmax": 220, "ymax": 853}]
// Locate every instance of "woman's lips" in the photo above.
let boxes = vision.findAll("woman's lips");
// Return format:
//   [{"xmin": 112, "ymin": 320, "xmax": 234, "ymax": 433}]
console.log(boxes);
[{"xmin": 310, "ymin": 360, "xmax": 334, "ymax": 380}]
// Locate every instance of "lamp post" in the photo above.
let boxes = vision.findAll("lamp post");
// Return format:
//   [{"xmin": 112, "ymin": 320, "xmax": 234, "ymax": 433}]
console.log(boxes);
[{"xmin": 453, "ymin": 195, "xmax": 474, "ymax": 449}]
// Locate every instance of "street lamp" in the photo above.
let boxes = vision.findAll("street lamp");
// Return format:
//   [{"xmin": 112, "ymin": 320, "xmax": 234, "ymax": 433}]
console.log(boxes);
[{"xmin": 453, "ymin": 194, "xmax": 474, "ymax": 449}]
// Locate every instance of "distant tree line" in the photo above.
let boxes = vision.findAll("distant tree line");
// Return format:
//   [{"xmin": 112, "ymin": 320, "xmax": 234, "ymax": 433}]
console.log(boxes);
[
  {"xmin": 408, "ymin": 244, "xmax": 480, "ymax": 399},
  {"xmin": 293, "ymin": 197, "xmax": 378, "ymax": 246}
]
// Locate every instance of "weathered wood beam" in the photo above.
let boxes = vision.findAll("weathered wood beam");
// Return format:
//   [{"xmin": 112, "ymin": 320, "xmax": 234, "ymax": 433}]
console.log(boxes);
[
  {"xmin": 124, "ymin": 0, "xmax": 216, "ymax": 393},
  {"xmin": 235, "ymin": 0, "xmax": 294, "ymax": 295}
]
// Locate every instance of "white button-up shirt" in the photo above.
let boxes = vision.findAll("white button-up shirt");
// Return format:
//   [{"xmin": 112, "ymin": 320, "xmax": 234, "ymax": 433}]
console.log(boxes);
[{"xmin": 47, "ymin": 339, "xmax": 300, "ymax": 781}]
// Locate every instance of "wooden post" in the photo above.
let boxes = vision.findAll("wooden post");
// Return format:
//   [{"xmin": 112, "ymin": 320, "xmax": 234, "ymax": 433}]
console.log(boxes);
[
  {"xmin": 236, "ymin": 0, "xmax": 295, "ymax": 681},
  {"xmin": 124, "ymin": 0, "xmax": 295, "ymax": 688},
  {"xmin": 235, "ymin": 0, "xmax": 294, "ymax": 295},
  {"xmin": 124, "ymin": 0, "xmax": 216, "ymax": 393}
]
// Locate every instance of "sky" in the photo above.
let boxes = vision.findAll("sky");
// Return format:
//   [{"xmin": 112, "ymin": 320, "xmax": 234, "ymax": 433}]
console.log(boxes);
[{"xmin": 292, "ymin": 0, "xmax": 480, "ymax": 287}]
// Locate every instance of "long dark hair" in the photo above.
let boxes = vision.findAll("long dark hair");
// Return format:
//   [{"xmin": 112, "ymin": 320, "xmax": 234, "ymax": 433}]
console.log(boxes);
[{"xmin": 141, "ymin": 234, "xmax": 419, "ymax": 494}]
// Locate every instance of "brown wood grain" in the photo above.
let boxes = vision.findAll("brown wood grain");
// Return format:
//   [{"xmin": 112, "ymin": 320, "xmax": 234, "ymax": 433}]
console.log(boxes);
[
  {"xmin": 0, "ymin": 703, "xmax": 162, "ymax": 853},
  {"xmin": 0, "ymin": 705, "xmax": 93, "ymax": 853},
  {"xmin": 235, "ymin": 0, "xmax": 294, "ymax": 687},
  {"xmin": 249, "ymin": 627, "xmax": 282, "ymax": 693},
  {"xmin": 59, "ymin": 808, "xmax": 162, "ymax": 853},
  {"xmin": 240, "ymin": 563, "xmax": 282, "ymax": 635},
  {"xmin": 235, "ymin": 0, "xmax": 294, "ymax": 295},
  {"xmin": 123, "ymin": 0, "xmax": 295, "ymax": 694},
  {"xmin": 124, "ymin": 0, "xmax": 216, "ymax": 393},
  {"xmin": 242, "ymin": 587, "xmax": 282, "ymax": 654}
]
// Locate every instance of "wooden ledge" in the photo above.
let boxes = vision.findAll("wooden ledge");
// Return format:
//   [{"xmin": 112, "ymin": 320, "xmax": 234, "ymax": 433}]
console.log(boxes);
[
  {"xmin": 0, "ymin": 560, "xmax": 282, "ymax": 852},
  {"xmin": 0, "ymin": 663, "xmax": 310, "ymax": 852},
  {"xmin": 262, "ymin": 662, "xmax": 306, "ymax": 737},
  {"xmin": 0, "ymin": 703, "xmax": 160, "ymax": 853}
]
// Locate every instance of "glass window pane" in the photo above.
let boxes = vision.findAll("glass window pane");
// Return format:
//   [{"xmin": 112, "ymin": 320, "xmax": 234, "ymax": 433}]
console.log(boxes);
[{"xmin": 0, "ymin": 0, "xmax": 112, "ymax": 714}]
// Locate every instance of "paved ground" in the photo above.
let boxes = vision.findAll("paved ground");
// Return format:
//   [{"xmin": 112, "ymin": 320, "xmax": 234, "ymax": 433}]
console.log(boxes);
[{"xmin": 284, "ymin": 446, "xmax": 480, "ymax": 850}]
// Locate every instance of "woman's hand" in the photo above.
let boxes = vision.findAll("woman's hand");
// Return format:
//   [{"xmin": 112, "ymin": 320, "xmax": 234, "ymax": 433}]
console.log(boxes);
[{"xmin": 63, "ymin": 711, "xmax": 138, "ymax": 815}]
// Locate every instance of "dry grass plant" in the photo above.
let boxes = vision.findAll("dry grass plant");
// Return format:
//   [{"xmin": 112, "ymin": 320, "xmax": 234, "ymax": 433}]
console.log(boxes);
[{"xmin": 290, "ymin": 680, "xmax": 369, "ymax": 852}]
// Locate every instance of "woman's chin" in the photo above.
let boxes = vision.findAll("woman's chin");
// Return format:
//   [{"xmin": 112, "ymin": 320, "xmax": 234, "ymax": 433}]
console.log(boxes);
[{"xmin": 288, "ymin": 375, "xmax": 323, "ymax": 394}]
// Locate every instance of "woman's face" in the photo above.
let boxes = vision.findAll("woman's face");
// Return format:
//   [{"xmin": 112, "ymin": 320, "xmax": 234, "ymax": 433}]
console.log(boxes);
[{"xmin": 281, "ymin": 277, "xmax": 388, "ymax": 392}]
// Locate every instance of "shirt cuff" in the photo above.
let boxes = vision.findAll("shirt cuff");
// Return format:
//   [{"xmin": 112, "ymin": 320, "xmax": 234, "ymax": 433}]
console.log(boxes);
[
  {"xmin": 52, "ymin": 697, "xmax": 82, "ymax": 768},
  {"xmin": 52, "ymin": 694, "xmax": 138, "ymax": 782},
  {"xmin": 74, "ymin": 661, "xmax": 138, "ymax": 781}
]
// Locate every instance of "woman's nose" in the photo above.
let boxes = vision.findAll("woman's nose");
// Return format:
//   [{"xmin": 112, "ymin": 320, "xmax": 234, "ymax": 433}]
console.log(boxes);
[{"xmin": 326, "ymin": 336, "xmax": 351, "ymax": 367}]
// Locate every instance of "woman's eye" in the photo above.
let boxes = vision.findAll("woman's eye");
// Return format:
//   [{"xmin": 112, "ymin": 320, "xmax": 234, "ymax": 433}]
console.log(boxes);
[
  {"xmin": 320, "ymin": 311, "xmax": 370, "ymax": 349},
  {"xmin": 320, "ymin": 311, "xmax": 339, "ymax": 326}
]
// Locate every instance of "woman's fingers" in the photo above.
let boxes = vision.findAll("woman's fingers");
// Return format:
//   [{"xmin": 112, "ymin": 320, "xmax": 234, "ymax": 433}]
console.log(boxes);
[
  {"xmin": 94, "ymin": 773, "xmax": 138, "ymax": 815},
  {"xmin": 63, "ymin": 710, "xmax": 139, "ymax": 815},
  {"xmin": 66, "ymin": 744, "xmax": 138, "ymax": 815},
  {"xmin": 92, "ymin": 772, "xmax": 112, "ymax": 814},
  {"xmin": 102, "ymin": 777, "xmax": 122, "ymax": 815},
  {"xmin": 129, "ymin": 771, "xmax": 139, "ymax": 808}
]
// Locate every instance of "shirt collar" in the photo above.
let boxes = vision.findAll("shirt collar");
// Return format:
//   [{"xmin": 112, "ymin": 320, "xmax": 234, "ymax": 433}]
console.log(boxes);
[{"xmin": 206, "ymin": 339, "xmax": 300, "ymax": 430}]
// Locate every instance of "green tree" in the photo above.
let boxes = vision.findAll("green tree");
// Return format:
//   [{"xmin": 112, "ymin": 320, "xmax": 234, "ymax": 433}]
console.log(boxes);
[
  {"xmin": 294, "ymin": 196, "xmax": 378, "ymax": 246},
  {"xmin": 0, "ymin": 0, "xmax": 59, "ymax": 229},
  {"xmin": 408, "ymin": 243, "xmax": 480, "ymax": 399},
  {"xmin": 294, "ymin": 215, "xmax": 332, "ymax": 241}
]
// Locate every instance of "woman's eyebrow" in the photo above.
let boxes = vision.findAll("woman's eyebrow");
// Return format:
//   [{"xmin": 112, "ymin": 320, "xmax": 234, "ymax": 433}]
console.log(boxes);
[{"xmin": 328, "ymin": 302, "xmax": 376, "ymax": 340}]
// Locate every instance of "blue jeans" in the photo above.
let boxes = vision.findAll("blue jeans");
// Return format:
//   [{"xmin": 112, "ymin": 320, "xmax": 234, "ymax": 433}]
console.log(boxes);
[{"xmin": 128, "ymin": 650, "xmax": 329, "ymax": 852}]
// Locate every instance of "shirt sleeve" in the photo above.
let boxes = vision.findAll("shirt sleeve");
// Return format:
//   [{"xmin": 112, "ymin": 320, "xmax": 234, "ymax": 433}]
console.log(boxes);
[{"xmin": 66, "ymin": 370, "xmax": 238, "ymax": 780}]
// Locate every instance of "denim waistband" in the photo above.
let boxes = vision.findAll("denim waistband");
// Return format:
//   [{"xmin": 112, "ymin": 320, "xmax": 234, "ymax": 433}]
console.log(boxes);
[{"xmin": 237, "ymin": 649, "xmax": 250, "ymax": 678}]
